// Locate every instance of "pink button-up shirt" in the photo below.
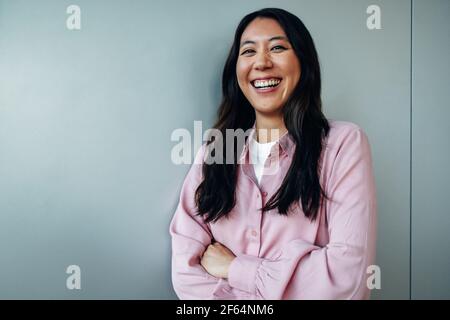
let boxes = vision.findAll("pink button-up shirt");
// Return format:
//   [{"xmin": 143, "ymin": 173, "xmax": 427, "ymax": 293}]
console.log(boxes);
[{"xmin": 169, "ymin": 120, "xmax": 377, "ymax": 300}]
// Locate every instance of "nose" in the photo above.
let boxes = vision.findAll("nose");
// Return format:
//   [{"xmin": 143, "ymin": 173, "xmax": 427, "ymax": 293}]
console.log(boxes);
[{"xmin": 253, "ymin": 51, "xmax": 273, "ymax": 70}]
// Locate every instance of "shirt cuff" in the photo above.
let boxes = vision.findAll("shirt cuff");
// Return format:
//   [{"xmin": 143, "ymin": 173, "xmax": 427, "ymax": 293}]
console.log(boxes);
[{"xmin": 228, "ymin": 254, "xmax": 263, "ymax": 294}]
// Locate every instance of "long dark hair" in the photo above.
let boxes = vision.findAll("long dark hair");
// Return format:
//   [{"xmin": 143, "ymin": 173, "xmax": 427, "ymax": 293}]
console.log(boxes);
[{"xmin": 195, "ymin": 8, "xmax": 330, "ymax": 223}]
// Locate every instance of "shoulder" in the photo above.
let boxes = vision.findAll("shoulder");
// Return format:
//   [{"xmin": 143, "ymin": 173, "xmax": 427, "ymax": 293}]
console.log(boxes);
[
  {"xmin": 193, "ymin": 143, "xmax": 207, "ymax": 165},
  {"xmin": 327, "ymin": 120, "xmax": 365, "ymax": 138},
  {"xmin": 325, "ymin": 120, "xmax": 370, "ymax": 151}
]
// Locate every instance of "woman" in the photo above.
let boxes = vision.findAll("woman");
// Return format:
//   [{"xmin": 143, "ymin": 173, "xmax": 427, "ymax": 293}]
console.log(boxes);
[{"xmin": 169, "ymin": 8, "xmax": 377, "ymax": 300}]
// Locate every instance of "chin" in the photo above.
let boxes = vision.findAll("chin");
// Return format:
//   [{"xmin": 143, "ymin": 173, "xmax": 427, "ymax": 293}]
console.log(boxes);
[
  {"xmin": 253, "ymin": 105, "xmax": 283, "ymax": 115},
  {"xmin": 251, "ymin": 100, "xmax": 281, "ymax": 110}
]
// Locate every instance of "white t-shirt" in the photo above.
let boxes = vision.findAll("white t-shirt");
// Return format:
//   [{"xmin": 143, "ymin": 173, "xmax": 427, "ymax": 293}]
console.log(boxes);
[{"xmin": 249, "ymin": 137, "xmax": 277, "ymax": 184}]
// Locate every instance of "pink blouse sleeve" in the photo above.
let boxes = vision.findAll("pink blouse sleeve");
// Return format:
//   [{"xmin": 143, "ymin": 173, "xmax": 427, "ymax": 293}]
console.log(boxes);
[
  {"xmin": 169, "ymin": 145, "xmax": 251, "ymax": 299},
  {"xmin": 227, "ymin": 127, "xmax": 377, "ymax": 299}
]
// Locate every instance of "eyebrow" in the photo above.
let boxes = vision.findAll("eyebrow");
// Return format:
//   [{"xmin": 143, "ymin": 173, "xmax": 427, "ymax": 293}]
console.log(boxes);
[{"xmin": 240, "ymin": 36, "xmax": 289, "ymax": 48}]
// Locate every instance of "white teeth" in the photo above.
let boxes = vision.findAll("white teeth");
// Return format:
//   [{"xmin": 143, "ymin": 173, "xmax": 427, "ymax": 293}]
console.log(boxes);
[{"xmin": 253, "ymin": 79, "xmax": 281, "ymax": 88}]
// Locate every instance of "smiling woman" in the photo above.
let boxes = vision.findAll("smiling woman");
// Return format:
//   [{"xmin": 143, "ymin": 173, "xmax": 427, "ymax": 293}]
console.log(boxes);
[
  {"xmin": 169, "ymin": 8, "xmax": 377, "ymax": 300},
  {"xmin": 237, "ymin": 18, "xmax": 301, "ymax": 122}
]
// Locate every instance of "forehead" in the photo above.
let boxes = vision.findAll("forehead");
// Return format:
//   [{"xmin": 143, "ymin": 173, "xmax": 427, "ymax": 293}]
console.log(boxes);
[{"xmin": 240, "ymin": 18, "xmax": 286, "ymax": 42}]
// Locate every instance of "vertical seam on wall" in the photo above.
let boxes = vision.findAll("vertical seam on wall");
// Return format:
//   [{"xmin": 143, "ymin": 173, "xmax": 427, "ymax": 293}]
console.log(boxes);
[{"xmin": 410, "ymin": 0, "xmax": 413, "ymax": 301}]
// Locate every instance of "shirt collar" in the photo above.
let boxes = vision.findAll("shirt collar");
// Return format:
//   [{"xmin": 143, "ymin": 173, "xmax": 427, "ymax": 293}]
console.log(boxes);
[{"xmin": 238, "ymin": 122, "xmax": 296, "ymax": 162}]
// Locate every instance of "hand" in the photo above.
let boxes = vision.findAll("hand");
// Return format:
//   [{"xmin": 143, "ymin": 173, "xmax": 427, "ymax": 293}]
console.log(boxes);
[{"xmin": 200, "ymin": 242, "xmax": 236, "ymax": 279}]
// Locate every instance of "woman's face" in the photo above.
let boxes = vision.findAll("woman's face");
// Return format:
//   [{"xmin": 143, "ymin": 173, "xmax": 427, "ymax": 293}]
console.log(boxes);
[{"xmin": 236, "ymin": 18, "xmax": 301, "ymax": 116}]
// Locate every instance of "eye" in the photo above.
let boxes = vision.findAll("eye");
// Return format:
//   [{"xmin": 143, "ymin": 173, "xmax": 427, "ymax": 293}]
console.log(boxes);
[
  {"xmin": 240, "ymin": 48, "xmax": 255, "ymax": 56},
  {"xmin": 271, "ymin": 45, "xmax": 287, "ymax": 52}
]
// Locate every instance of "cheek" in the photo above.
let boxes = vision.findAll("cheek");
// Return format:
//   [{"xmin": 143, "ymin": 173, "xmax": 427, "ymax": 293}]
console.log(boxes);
[
  {"xmin": 284, "ymin": 66, "xmax": 301, "ymax": 91},
  {"xmin": 291, "ymin": 59, "xmax": 301, "ymax": 84},
  {"xmin": 294, "ymin": 62, "xmax": 301, "ymax": 84},
  {"xmin": 278, "ymin": 55, "xmax": 301, "ymax": 84},
  {"xmin": 236, "ymin": 60, "xmax": 250, "ymax": 86}
]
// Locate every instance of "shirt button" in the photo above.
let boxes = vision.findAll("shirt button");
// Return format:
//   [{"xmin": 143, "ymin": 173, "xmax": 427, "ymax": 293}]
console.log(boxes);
[
  {"xmin": 251, "ymin": 230, "xmax": 258, "ymax": 237},
  {"xmin": 262, "ymin": 191, "xmax": 268, "ymax": 197}
]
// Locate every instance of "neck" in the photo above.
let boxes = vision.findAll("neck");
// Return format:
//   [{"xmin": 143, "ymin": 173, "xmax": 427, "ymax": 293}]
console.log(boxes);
[{"xmin": 254, "ymin": 112, "xmax": 287, "ymax": 143}]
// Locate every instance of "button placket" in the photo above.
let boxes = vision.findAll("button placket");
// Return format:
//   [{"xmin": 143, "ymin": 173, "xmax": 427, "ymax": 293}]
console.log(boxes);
[
  {"xmin": 247, "ymin": 228, "xmax": 260, "ymax": 256},
  {"xmin": 247, "ymin": 192, "xmax": 262, "ymax": 255}
]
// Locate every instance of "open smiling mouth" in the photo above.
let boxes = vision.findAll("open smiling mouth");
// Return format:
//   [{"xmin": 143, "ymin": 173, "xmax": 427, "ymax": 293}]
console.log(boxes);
[{"xmin": 251, "ymin": 78, "xmax": 282, "ymax": 90}]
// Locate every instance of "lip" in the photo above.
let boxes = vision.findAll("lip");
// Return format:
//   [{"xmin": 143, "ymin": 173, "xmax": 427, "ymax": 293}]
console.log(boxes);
[
  {"xmin": 251, "ymin": 76, "xmax": 282, "ymax": 82},
  {"xmin": 250, "ymin": 77, "xmax": 282, "ymax": 94}
]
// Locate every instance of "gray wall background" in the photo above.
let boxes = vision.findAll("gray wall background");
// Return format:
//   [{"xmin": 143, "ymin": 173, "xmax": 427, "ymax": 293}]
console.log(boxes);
[
  {"xmin": 0, "ymin": 0, "xmax": 448, "ymax": 299},
  {"xmin": 412, "ymin": 0, "xmax": 450, "ymax": 299}
]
